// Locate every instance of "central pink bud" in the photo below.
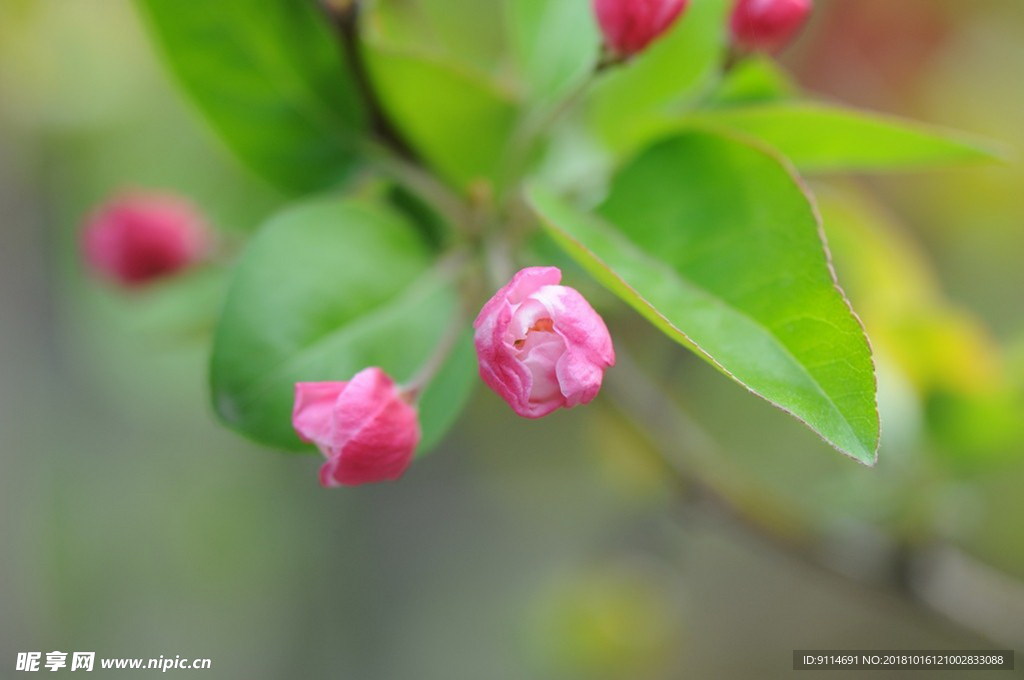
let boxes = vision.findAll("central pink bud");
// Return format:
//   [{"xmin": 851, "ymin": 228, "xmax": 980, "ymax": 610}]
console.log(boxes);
[
  {"xmin": 593, "ymin": 0, "xmax": 690, "ymax": 57},
  {"xmin": 292, "ymin": 367, "xmax": 421, "ymax": 487},
  {"xmin": 474, "ymin": 267, "xmax": 615, "ymax": 419}
]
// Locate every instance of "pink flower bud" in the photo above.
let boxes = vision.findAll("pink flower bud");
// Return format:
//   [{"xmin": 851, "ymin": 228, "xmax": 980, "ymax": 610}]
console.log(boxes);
[
  {"xmin": 593, "ymin": 0, "xmax": 690, "ymax": 57},
  {"xmin": 293, "ymin": 368, "xmax": 421, "ymax": 487},
  {"xmin": 82, "ymin": 191, "xmax": 211, "ymax": 287},
  {"xmin": 729, "ymin": 0, "xmax": 812, "ymax": 52},
  {"xmin": 474, "ymin": 267, "xmax": 615, "ymax": 419}
]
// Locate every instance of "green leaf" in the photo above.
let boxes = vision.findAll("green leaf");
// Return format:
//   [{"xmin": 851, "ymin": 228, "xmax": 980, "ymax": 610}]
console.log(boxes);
[
  {"xmin": 507, "ymin": 0, "xmax": 599, "ymax": 104},
  {"xmin": 707, "ymin": 56, "xmax": 795, "ymax": 107},
  {"xmin": 688, "ymin": 102, "xmax": 999, "ymax": 173},
  {"xmin": 210, "ymin": 197, "xmax": 475, "ymax": 455},
  {"xmin": 587, "ymin": 0, "xmax": 728, "ymax": 154},
  {"xmin": 365, "ymin": 45, "xmax": 519, "ymax": 190},
  {"xmin": 136, "ymin": 0, "xmax": 367, "ymax": 194},
  {"xmin": 419, "ymin": 0, "xmax": 508, "ymax": 69},
  {"xmin": 366, "ymin": 0, "xmax": 508, "ymax": 72},
  {"xmin": 528, "ymin": 131, "xmax": 879, "ymax": 464}
]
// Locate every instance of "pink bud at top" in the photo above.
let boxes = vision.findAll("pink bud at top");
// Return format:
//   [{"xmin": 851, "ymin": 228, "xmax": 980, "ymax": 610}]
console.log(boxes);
[
  {"xmin": 593, "ymin": 0, "xmax": 690, "ymax": 57},
  {"xmin": 82, "ymin": 191, "xmax": 211, "ymax": 287},
  {"xmin": 474, "ymin": 267, "xmax": 615, "ymax": 419},
  {"xmin": 293, "ymin": 368, "xmax": 421, "ymax": 487},
  {"xmin": 729, "ymin": 0, "xmax": 812, "ymax": 52}
]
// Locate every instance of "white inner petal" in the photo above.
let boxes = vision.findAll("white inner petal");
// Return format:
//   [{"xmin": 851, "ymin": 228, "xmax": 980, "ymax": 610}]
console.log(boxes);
[
  {"xmin": 519, "ymin": 330, "xmax": 565, "ymax": 403},
  {"xmin": 507, "ymin": 298, "xmax": 566, "ymax": 404}
]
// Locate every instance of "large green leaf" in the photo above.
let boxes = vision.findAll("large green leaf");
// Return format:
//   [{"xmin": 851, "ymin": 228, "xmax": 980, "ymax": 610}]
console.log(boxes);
[
  {"xmin": 365, "ymin": 45, "xmax": 519, "ymax": 190},
  {"xmin": 507, "ymin": 0, "xmax": 599, "ymax": 104},
  {"xmin": 529, "ymin": 131, "xmax": 879, "ymax": 464},
  {"xmin": 687, "ymin": 102, "xmax": 998, "ymax": 173},
  {"xmin": 136, "ymin": 0, "xmax": 367, "ymax": 194},
  {"xmin": 210, "ymin": 197, "xmax": 475, "ymax": 454}
]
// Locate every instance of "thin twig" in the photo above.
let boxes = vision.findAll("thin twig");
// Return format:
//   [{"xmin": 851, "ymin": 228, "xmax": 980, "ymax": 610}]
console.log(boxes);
[
  {"xmin": 404, "ymin": 318, "xmax": 464, "ymax": 398},
  {"xmin": 404, "ymin": 249, "xmax": 473, "ymax": 397}
]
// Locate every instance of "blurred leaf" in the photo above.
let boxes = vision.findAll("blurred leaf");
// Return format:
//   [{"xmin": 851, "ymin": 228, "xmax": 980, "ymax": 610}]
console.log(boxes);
[
  {"xmin": 210, "ymin": 197, "xmax": 474, "ymax": 454},
  {"xmin": 817, "ymin": 185, "xmax": 1004, "ymax": 396},
  {"xmin": 1010, "ymin": 337, "xmax": 1024, "ymax": 389},
  {"xmin": 420, "ymin": 0, "xmax": 507, "ymax": 68},
  {"xmin": 893, "ymin": 311, "xmax": 1005, "ymax": 399},
  {"xmin": 817, "ymin": 185, "xmax": 1023, "ymax": 464},
  {"xmin": 688, "ymin": 103, "xmax": 1000, "ymax": 173},
  {"xmin": 136, "ymin": 0, "xmax": 367, "ymax": 194},
  {"xmin": 365, "ymin": 45, "xmax": 519, "ymax": 190},
  {"xmin": 586, "ymin": 0, "xmax": 728, "ymax": 154},
  {"xmin": 815, "ymin": 184, "xmax": 939, "ymax": 317},
  {"xmin": 529, "ymin": 562, "xmax": 683, "ymax": 679},
  {"xmin": 708, "ymin": 56, "xmax": 795, "ymax": 107},
  {"xmin": 529, "ymin": 131, "xmax": 879, "ymax": 464},
  {"xmin": 384, "ymin": 183, "xmax": 450, "ymax": 250},
  {"xmin": 118, "ymin": 266, "xmax": 227, "ymax": 342},
  {"xmin": 588, "ymin": 403, "xmax": 672, "ymax": 505},
  {"xmin": 365, "ymin": 0, "xmax": 507, "ymax": 72},
  {"xmin": 507, "ymin": 0, "xmax": 599, "ymax": 104},
  {"xmin": 926, "ymin": 388, "xmax": 1024, "ymax": 465}
]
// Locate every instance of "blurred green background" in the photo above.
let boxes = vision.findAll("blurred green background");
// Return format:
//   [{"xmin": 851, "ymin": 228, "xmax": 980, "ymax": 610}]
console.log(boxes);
[{"xmin": 1, "ymin": 0, "xmax": 1023, "ymax": 677}]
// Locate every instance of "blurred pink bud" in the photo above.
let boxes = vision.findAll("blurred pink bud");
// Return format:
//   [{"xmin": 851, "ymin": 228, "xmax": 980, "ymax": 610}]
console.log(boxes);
[
  {"xmin": 474, "ymin": 267, "xmax": 615, "ymax": 419},
  {"xmin": 82, "ymin": 191, "xmax": 211, "ymax": 287},
  {"xmin": 730, "ymin": 0, "xmax": 812, "ymax": 52},
  {"xmin": 593, "ymin": 0, "xmax": 689, "ymax": 57},
  {"xmin": 293, "ymin": 368, "xmax": 421, "ymax": 487}
]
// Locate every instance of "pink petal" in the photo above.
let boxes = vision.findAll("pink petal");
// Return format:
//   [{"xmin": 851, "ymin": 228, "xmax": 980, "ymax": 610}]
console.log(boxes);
[
  {"xmin": 532, "ymin": 285, "xmax": 615, "ymax": 407},
  {"xmin": 474, "ymin": 272, "xmax": 550, "ymax": 417},
  {"xmin": 473, "ymin": 266, "xmax": 561, "ymax": 330},
  {"xmin": 299, "ymin": 367, "xmax": 420, "ymax": 487},
  {"xmin": 331, "ymin": 367, "xmax": 400, "ymax": 449},
  {"xmin": 292, "ymin": 382, "xmax": 348, "ymax": 446},
  {"xmin": 594, "ymin": 0, "xmax": 688, "ymax": 55},
  {"xmin": 519, "ymin": 330, "xmax": 568, "ymax": 414},
  {"xmin": 320, "ymin": 370, "xmax": 421, "ymax": 486}
]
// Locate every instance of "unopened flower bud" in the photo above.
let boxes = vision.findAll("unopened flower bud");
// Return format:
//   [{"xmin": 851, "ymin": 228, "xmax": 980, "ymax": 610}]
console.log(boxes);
[
  {"xmin": 729, "ymin": 0, "xmax": 812, "ymax": 53},
  {"xmin": 593, "ymin": 0, "xmax": 690, "ymax": 58},
  {"xmin": 474, "ymin": 267, "xmax": 615, "ymax": 419},
  {"xmin": 293, "ymin": 368, "xmax": 420, "ymax": 487},
  {"xmin": 82, "ymin": 191, "xmax": 211, "ymax": 287}
]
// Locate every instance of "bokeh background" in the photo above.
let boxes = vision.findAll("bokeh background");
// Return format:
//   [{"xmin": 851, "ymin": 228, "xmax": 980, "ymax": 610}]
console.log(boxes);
[{"xmin": 1, "ymin": 0, "xmax": 1023, "ymax": 677}]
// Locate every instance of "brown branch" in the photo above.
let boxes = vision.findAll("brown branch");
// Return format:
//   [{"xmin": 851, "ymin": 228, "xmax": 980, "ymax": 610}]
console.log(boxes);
[
  {"xmin": 318, "ymin": 0, "xmax": 419, "ymax": 162},
  {"xmin": 604, "ymin": 345, "xmax": 1023, "ymax": 649}
]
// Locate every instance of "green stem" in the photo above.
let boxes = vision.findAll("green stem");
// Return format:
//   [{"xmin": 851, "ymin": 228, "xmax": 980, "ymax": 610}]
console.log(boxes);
[
  {"xmin": 499, "ymin": 59, "xmax": 604, "ymax": 196},
  {"xmin": 404, "ymin": 249, "xmax": 472, "ymax": 397},
  {"xmin": 482, "ymin": 232, "xmax": 514, "ymax": 290},
  {"xmin": 404, "ymin": 317, "xmax": 464, "ymax": 398},
  {"xmin": 680, "ymin": 46, "xmax": 750, "ymax": 113}
]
